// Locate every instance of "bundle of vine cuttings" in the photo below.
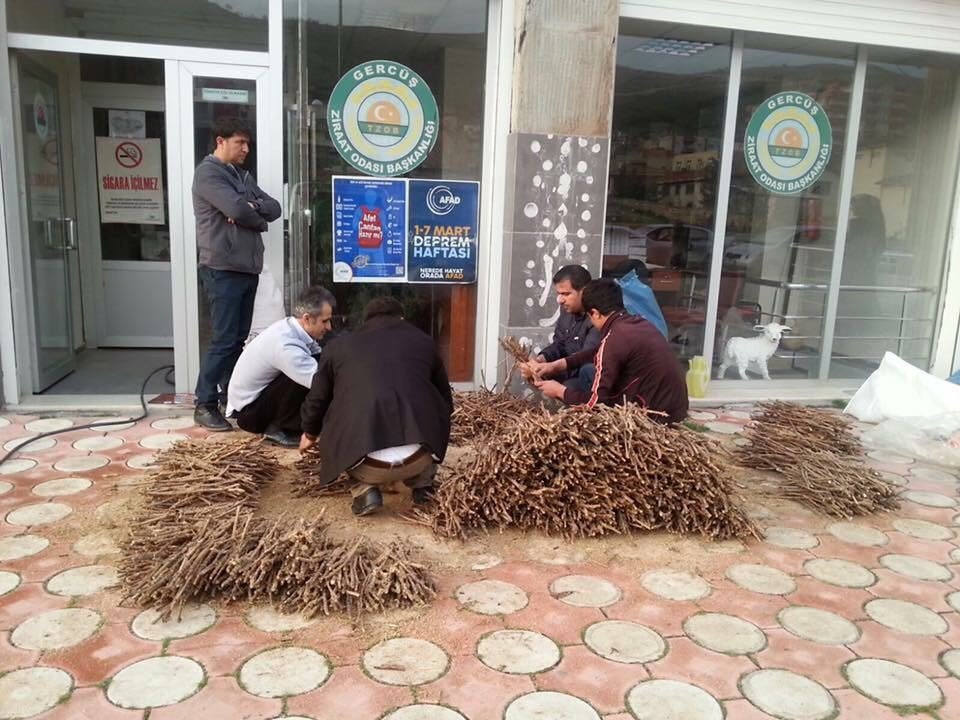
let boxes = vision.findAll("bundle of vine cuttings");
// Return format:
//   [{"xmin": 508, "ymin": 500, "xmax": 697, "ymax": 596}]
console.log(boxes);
[{"xmin": 450, "ymin": 388, "xmax": 536, "ymax": 445}]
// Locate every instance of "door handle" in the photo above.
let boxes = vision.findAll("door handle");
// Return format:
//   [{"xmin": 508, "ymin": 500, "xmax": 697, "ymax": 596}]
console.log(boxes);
[
  {"xmin": 63, "ymin": 217, "xmax": 78, "ymax": 251},
  {"xmin": 43, "ymin": 218, "xmax": 57, "ymax": 249}
]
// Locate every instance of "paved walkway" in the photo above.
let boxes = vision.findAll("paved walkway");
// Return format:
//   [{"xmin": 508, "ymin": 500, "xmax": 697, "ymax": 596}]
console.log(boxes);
[{"xmin": 0, "ymin": 408, "xmax": 959, "ymax": 719}]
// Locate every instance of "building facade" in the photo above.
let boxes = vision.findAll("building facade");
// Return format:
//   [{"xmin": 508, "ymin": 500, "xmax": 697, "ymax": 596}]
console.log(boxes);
[{"xmin": 1, "ymin": 0, "xmax": 959, "ymax": 406}]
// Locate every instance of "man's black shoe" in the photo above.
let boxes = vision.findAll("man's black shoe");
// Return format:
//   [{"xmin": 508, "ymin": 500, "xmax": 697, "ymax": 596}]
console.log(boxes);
[
  {"xmin": 263, "ymin": 425, "xmax": 299, "ymax": 448},
  {"xmin": 351, "ymin": 488, "xmax": 383, "ymax": 516},
  {"xmin": 412, "ymin": 486, "xmax": 437, "ymax": 505},
  {"xmin": 194, "ymin": 404, "xmax": 232, "ymax": 432}
]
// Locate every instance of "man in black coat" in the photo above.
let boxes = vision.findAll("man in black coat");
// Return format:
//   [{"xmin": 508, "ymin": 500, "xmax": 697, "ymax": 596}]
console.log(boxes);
[
  {"xmin": 534, "ymin": 265, "xmax": 601, "ymax": 391},
  {"xmin": 299, "ymin": 296, "xmax": 453, "ymax": 516}
]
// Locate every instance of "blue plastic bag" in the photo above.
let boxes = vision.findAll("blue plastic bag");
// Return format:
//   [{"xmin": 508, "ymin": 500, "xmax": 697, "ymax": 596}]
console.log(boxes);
[
  {"xmin": 948, "ymin": 369, "xmax": 960, "ymax": 385},
  {"xmin": 616, "ymin": 270, "xmax": 668, "ymax": 338}
]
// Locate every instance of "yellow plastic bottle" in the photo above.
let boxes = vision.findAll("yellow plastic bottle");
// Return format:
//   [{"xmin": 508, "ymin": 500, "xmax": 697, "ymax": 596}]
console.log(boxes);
[{"xmin": 686, "ymin": 355, "xmax": 710, "ymax": 398}]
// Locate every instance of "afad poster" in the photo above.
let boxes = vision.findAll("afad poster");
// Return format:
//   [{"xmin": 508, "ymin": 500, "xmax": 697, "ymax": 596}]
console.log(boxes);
[
  {"xmin": 332, "ymin": 176, "xmax": 407, "ymax": 283},
  {"xmin": 407, "ymin": 180, "xmax": 480, "ymax": 284}
]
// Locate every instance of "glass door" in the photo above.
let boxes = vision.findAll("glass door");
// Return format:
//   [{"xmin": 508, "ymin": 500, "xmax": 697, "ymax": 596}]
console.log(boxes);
[{"xmin": 15, "ymin": 55, "xmax": 77, "ymax": 390}]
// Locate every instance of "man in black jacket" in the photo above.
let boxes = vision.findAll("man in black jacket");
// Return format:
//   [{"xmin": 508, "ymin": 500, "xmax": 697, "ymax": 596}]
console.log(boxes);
[
  {"xmin": 299, "ymin": 297, "xmax": 453, "ymax": 516},
  {"xmin": 192, "ymin": 117, "xmax": 281, "ymax": 431}
]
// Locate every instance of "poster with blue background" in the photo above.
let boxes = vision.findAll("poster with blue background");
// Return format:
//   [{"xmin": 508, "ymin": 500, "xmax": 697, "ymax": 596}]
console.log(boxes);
[
  {"xmin": 408, "ymin": 180, "xmax": 480, "ymax": 283},
  {"xmin": 332, "ymin": 176, "xmax": 407, "ymax": 283}
]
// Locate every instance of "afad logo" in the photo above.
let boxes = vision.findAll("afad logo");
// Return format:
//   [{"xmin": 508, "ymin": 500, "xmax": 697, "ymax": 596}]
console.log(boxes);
[
  {"xmin": 426, "ymin": 185, "xmax": 461, "ymax": 216},
  {"xmin": 327, "ymin": 60, "xmax": 439, "ymax": 178},
  {"xmin": 744, "ymin": 91, "xmax": 832, "ymax": 196}
]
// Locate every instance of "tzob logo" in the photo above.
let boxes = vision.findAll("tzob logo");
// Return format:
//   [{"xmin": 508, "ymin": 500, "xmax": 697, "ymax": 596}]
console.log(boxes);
[
  {"xmin": 744, "ymin": 92, "xmax": 832, "ymax": 196},
  {"xmin": 426, "ymin": 185, "xmax": 461, "ymax": 215},
  {"xmin": 327, "ymin": 60, "xmax": 439, "ymax": 178}
]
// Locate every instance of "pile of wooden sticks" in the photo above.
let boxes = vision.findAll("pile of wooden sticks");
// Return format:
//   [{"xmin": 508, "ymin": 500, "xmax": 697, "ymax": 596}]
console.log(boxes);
[{"xmin": 450, "ymin": 388, "xmax": 537, "ymax": 445}]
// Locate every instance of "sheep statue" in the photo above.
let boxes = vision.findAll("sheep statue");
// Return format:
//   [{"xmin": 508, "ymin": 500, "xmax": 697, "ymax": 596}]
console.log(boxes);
[{"xmin": 717, "ymin": 323, "xmax": 792, "ymax": 380}]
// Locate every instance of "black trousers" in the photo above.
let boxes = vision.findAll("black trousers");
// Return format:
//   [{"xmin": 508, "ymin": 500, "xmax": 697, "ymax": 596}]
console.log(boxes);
[{"xmin": 237, "ymin": 373, "xmax": 309, "ymax": 435}]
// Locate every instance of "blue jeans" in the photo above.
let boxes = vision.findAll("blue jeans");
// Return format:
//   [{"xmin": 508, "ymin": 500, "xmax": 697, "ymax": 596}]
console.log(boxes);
[
  {"xmin": 195, "ymin": 267, "xmax": 258, "ymax": 407},
  {"xmin": 563, "ymin": 363, "xmax": 597, "ymax": 394}
]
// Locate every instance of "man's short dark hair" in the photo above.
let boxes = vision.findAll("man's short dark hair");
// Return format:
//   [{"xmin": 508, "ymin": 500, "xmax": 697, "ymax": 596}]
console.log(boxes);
[
  {"xmin": 552, "ymin": 264, "xmax": 592, "ymax": 290},
  {"xmin": 212, "ymin": 117, "xmax": 252, "ymax": 142},
  {"xmin": 293, "ymin": 286, "xmax": 335, "ymax": 317},
  {"xmin": 581, "ymin": 278, "xmax": 625, "ymax": 316},
  {"xmin": 363, "ymin": 296, "xmax": 404, "ymax": 321}
]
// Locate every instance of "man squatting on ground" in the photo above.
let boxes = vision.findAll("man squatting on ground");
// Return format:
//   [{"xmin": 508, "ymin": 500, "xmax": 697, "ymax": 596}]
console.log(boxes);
[
  {"xmin": 226, "ymin": 287, "xmax": 336, "ymax": 448},
  {"xmin": 299, "ymin": 297, "xmax": 454, "ymax": 517},
  {"xmin": 536, "ymin": 265, "xmax": 602, "ymax": 392},
  {"xmin": 192, "ymin": 117, "xmax": 281, "ymax": 431},
  {"xmin": 526, "ymin": 278, "xmax": 689, "ymax": 424}
]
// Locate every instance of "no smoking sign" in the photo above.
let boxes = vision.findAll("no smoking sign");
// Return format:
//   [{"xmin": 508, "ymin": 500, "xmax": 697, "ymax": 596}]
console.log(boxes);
[{"xmin": 115, "ymin": 141, "xmax": 143, "ymax": 169}]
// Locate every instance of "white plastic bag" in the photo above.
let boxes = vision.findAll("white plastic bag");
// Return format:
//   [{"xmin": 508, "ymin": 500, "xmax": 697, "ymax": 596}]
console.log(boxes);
[
  {"xmin": 844, "ymin": 351, "xmax": 960, "ymax": 423},
  {"xmin": 250, "ymin": 263, "xmax": 286, "ymax": 337},
  {"xmin": 862, "ymin": 414, "xmax": 960, "ymax": 468}
]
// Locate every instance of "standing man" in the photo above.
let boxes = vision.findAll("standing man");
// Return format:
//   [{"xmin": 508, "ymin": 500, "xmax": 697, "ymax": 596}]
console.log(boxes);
[
  {"xmin": 299, "ymin": 297, "xmax": 453, "ymax": 517},
  {"xmin": 192, "ymin": 117, "xmax": 281, "ymax": 430},
  {"xmin": 226, "ymin": 286, "xmax": 336, "ymax": 447}
]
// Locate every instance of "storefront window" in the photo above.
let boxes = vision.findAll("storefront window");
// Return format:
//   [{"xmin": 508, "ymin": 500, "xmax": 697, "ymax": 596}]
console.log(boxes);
[
  {"xmin": 6, "ymin": 0, "xmax": 267, "ymax": 51},
  {"xmin": 830, "ymin": 50, "xmax": 960, "ymax": 378},
  {"xmin": 606, "ymin": 20, "xmax": 732, "ymax": 366},
  {"xmin": 717, "ymin": 38, "xmax": 855, "ymax": 379},
  {"xmin": 283, "ymin": 0, "xmax": 488, "ymax": 381}
]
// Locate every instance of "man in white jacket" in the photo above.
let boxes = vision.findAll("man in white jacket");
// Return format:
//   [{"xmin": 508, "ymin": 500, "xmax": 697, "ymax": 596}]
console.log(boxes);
[{"xmin": 227, "ymin": 286, "xmax": 336, "ymax": 446}]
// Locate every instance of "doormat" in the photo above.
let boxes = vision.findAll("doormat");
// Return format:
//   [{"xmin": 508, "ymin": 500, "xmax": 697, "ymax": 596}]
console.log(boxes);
[{"xmin": 147, "ymin": 392, "xmax": 195, "ymax": 408}]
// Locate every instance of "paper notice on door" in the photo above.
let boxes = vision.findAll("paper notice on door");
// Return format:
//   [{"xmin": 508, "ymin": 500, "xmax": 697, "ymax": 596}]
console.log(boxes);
[
  {"xmin": 96, "ymin": 137, "xmax": 165, "ymax": 224},
  {"xmin": 108, "ymin": 109, "xmax": 146, "ymax": 138}
]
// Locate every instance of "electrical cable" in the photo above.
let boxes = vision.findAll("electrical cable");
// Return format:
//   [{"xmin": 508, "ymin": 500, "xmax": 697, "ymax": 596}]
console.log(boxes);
[{"xmin": 0, "ymin": 364, "xmax": 175, "ymax": 467}]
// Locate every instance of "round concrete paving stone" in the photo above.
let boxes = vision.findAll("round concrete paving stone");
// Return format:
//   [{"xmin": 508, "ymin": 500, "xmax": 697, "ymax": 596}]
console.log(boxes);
[
  {"xmin": 150, "ymin": 416, "xmax": 196, "ymax": 430},
  {"xmin": 706, "ymin": 421, "xmax": 741, "ymax": 435},
  {"xmin": 52, "ymin": 455, "xmax": 110, "ymax": 473},
  {"xmin": 901, "ymin": 490, "xmax": 957, "ymax": 509},
  {"xmin": 46, "ymin": 564, "xmax": 119, "ymax": 596},
  {"xmin": 549, "ymin": 575, "xmax": 622, "ymax": 608},
  {"xmin": 32, "ymin": 477, "xmax": 92, "ymax": 497},
  {"xmin": 763, "ymin": 526, "xmax": 819, "ymax": 550},
  {"xmin": 583, "ymin": 620, "xmax": 666, "ymax": 663},
  {"xmin": 3, "ymin": 436, "xmax": 57, "ymax": 452},
  {"xmin": 683, "ymin": 613, "xmax": 766, "ymax": 655},
  {"xmin": 942, "ymin": 648, "xmax": 960, "ymax": 678},
  {"xmin": 131, "ymin": 604, "xmax": 217, "ymax": 641},
  {"xmin": 107, "ymin": 655, "xmax": 205, "ymax": 709},
  {"xmin": 910, "ymin": 466, "xmax": 957, "ymax": 484},
  {"xmin": 804, "ymin": 558, "xmax": 876, "ymax": 589},
  {"xmin": 688, "ymin": 410, "xmax": 716, "ymax": 421},
  {"xmin": 93, "ymin": 416, "xmax": 136, "ymax": 432},
  {"xmin": 0, "ymin": 533, "xmax": 49, "ymax": 561},
  {"xmin": 947, "ymin": 591, "xmax": 960, "ymax": 613},
  {"xmin": 951, "ymin": 549, "xmax": 960, "ymax": 564},
  {"xmin": 6, "ymin": 502, "xmax": 73, "ymax": 526},
  {"xmin": 383, "ymin": 707, "xmax": 467, "ymax": 720},
  {"xmin": 827, "ymin": 521, "xmax": 888, "ymax": 547},
  {"xmin": 0, "ymin": 570, "xmax": 21, "ymax": 596},
  {"xmin": 0, "ymin": 667, "xmax": 73, "ymax": 719},
  {"xmin": 892, "ymin": 518, "xmax": 954, "ymax": 541},
  {"xmin": 469, "ymin": 554, "xmax": 502, "ymax": 571},
  {"xmin": 641, "ymin": 568, "xmax": 712, "ymax": 601},
  {"xmin": 0, "ymin": 458, "xmax": 37, "ymax": 475},
  {"xmin": 0, "ymin": 416, "xmax": 9, "ymax": 428},
  {"xmin": 239, "ymin": 647, "xmax": 330, "ymax": 698},
  {"xmin": 879, "ymin": 554, "xmax": 953, "ymax": 582},
  {"xmin": 726, "ymin": 563, "xmax": 796, "ymax": 595},
  {"xmin": 477, "ymin": 629, "xmax": 561, "ymax": 673},
  {"xmin": 878, "ymin": 471, "xmax": 907, "ymax": 486},
  {"xmin": 126, "ymin": 454, "xmax": 157, "ymax": 469},
  {"xmin": 865, "ymin": 598, "xmax": 948, "ymax": 635},
  {"xmin": 626, "ymin": 679, "xmax": 723, "ymax": 720},
  {"xmin": 845, "ymin": 658, "xmax": 942, "ymax": 709},
  {"xmin": 455, "ymin": 579, "xmax": 528, "ymax": 615},
  {"xmin": 73, "ymin": 531, "xmax": 120, "ymax": 558},
  {"xmin": 505, "ymin": 691, "xmax": 601, "ymax": 720},
  {"xmin": 24, "ymin": 418, "xmax": 73, "ymax": 433},
  {"xmin": 139, "ymin": 432, "xmax": 189, "ymax": 450},
  {"xmin": 246, "ymin": 605, "xmax": 317, "ymax": 632},
  {"xmin": 72, "ymin": 435, "xmax": 124, "ymax": 452},
  {"xmin": 778, "ymin": 606, "xmax": 859, "ymax": 645},
  {"xmin": 363, "ymin": 638, "xmax": 448, "ymax": 686},
  {"xmin": 10, "ymin": 608, "xmax": 102, "ymax": 650},
  {"xmin": 740, "ymin": 669, "xmax": 836, "ymax": 720},
  {"xmin": 867, "ymin": 450, "xmax": 914, "ymax": 465},
  {"xmin": 0, "ymin": 480, "xmax": 12, "ymax": 495}
]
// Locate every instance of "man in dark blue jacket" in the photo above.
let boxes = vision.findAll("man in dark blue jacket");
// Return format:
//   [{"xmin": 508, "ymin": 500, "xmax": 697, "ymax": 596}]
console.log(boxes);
[{"xmin": 192, "ymin": 117, "xmax": 281, "ymax": 431}]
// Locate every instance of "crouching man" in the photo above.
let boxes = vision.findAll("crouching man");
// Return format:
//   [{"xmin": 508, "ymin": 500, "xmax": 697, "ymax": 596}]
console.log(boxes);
[
  {"xmin": 226, "ymin": 286, "xmax": 336, "ymax": 446},
  {"xmin": 526, "ymin": 278, "xmax": 688, "ymax": 424},
  {"xmin": 299, "ymin": 297, "xmax": 453, "ymax": 516}
]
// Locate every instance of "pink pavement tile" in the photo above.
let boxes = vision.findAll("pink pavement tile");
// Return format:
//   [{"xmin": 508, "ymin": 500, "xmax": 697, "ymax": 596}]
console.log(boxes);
[
  {"xmin": 168, "ymin": 617, "xmax": 277, "ymax": 677},
  {"xmin": 603, "ymin": 594, "xmax": 700, "ymax": 638},
  {"xmin": 787, "ymin": 577, "xmax": 873, "ymax": 620},
  {"xmin": 288, "ymin": 624, "xmax": 365, "ymax": 667},
  {"xmin": 413, "ymin": 597, "xmax": 505, "ymax": 657},
  {"xmin": 0, "ymin": 582, "xmax": 70, "ymax": 631},
  {"xmin": 40, "ymin": 623, "xmax": 158, "ymax": 687},
  {"xmin": 535, "ymin": 644, "xmax": 645, "ymax": 715},
  {"xmin": 436, "ymin": 569, "xmax": 501, "ymax": 598},
  {"xmin": 867, "ymin": 569, "xmax": 954, "ymax": 612},
  {"xmin": 479, "ymin": 562, "xmax": 554, "ymax": 592},
  {"xmin": 150, "ymin": 676, "xmax": 282, "ymax": 720},
  {"xmin": 849, "ymin": 620, "xmax": 951, "ymax": 678},
  {"xmin": 937, "ymin": 677, "xmax": 960, "ymax": 718},
  {"xmin": 755, "ymin": 628, "xmax": 855, "ymax": 689},
  {"xmin": 502, "ymin": 593, "xmax": 605, "ymax": 645},
  {"xmin": 900, "ymin": 504, "xmax": 958, "ymax": 525},
  {"xmin": 286, "ymin": 665, "xmax": 413, "ymax": 719},
  {"xmin": 938, "ymin": 613, "xmax": 960, "ymax": 648},
  {"xmin": 882, "ymin": 533, "xmax": 957, "ymax": 562},
  {"xmin": 808, "ymin": 536, "xmax": 888, "ymax": 567},
  {"xmin": 417, "ymin": 655, "xmax": 535, "ymax": 720},
  {"xmin": 8, "ymin": 546, "xmax": 82, "ymax": 584},
  {"xmin": 0, "ymin": 630, "xmax": 41, "ymax": 672},
  {"xmin": 740, "ymin": 544, "xmax": 817, "ymax": 576},
  {"xmin": 645, "ymin": 636, "xmax": 754, "ymax": 701},
  {"xmin": 723, "ymin": 698, "xmax": 785, "ymax": 720},
  {"xmin": 34, "ymin": 687, "xmax": 142, "ymax": 720},
  {"xmin": 832, "ymin": 689, "xmax": 911, "ymax": 720},
  {"xmin": 696, "ymin": 584, "xmax": 789, "ymax": 629},
  {"xmin": 77, "ymin": 592, "xmax": 139, "ymax": 627}
]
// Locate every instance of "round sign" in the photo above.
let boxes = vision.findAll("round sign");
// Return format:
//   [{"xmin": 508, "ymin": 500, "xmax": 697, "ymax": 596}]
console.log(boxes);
[
  {"xmin": 744, "ymin": 92, "xmax": 832, "ymax": 196},
  {"xmin": 327, "ymin": 60, "xmax": 439, "ymax": 177},
  {"xmin": 115, "ymin": 141, "xmax": 143, "ymax": 169}
]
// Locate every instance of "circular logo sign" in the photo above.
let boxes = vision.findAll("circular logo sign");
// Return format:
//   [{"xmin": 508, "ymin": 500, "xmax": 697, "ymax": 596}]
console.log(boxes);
[
  {"xmin": 426, "ymin": 185, "xmax": 460, "ymax": 215},
  {"xmin": 744, "ymin": 92, "xmax": 832, "ymax": 196},
  {"xmin": 327, "ymin": 60, "xmax": 439, "ymax": 178}
]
